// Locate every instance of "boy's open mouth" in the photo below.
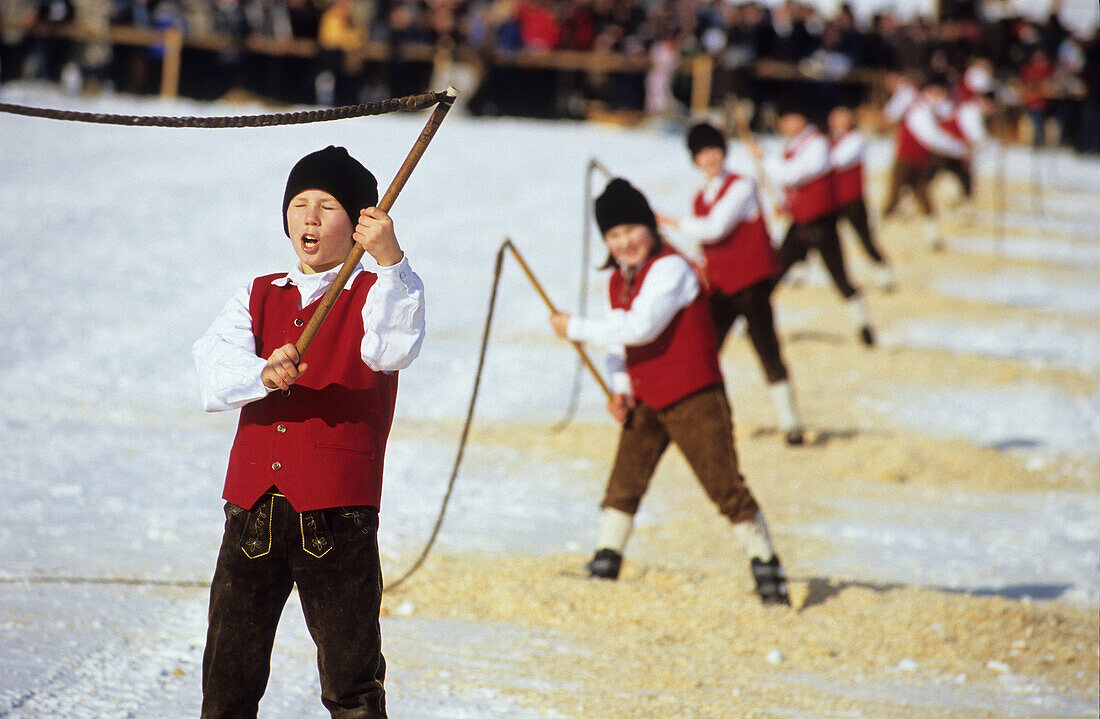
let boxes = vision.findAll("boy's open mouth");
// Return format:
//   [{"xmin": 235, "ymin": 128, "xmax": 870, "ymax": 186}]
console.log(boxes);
[{"xmin": 301, "ymin": 233, "xmax": 319, "ymax": 250}]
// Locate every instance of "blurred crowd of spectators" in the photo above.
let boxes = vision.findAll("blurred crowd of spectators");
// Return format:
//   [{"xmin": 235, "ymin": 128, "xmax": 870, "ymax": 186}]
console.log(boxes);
[{"xmin": 1, "ymin": 0, "xmax": 1097, "ymax": 151}]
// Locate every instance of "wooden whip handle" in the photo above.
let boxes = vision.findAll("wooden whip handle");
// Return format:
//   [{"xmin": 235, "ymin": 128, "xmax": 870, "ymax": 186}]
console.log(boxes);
[
  {"xmin": 294, "ymin": 87, "xmax": 457, "ymax": 360},
  {"xmin": 504, "ymin": 239, "xmax": 613, "ymax": 401}
]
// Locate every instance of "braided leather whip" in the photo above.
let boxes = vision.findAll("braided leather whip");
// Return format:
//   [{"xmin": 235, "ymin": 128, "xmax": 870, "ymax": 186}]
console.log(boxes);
[{"xmin": 0, "ymin": 90, "xmax": 450, "ymax": 128}]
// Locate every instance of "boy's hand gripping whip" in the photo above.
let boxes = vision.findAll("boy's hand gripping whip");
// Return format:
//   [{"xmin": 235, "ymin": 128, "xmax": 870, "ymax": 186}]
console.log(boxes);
[{"xmin": 293, "ymin": 87, "xmax": 458, "ymax": 362}]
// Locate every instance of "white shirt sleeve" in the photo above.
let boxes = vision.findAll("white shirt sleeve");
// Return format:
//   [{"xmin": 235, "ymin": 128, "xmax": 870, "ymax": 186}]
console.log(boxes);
[
  {"xmin": 605, "ymin": 348, "xmax": 631, "ymax": 396},
  {"xmin": 906, "ymin": 104, "xmax": 968, "ymax": 158},
  {"xmin": 676, "ymin": 177, "xmax": 760, "ymax": 245},
  {"xmin": 192, "ymin": 284, "xmax": 273, "ymax": 412},
  {"xmin": 565, "ymin": 254, "xmax": 700, "ymax": 348},
  {"xmin": 884, "ymin": 84, "xmax": 916, "ymax": 122},
  {"xmin": 764, "ymin": 133, "xmax": 830, "ymax": 189},
  {"xmin": 360, "ymin": 255, "xmax": 426, "ymax": 372},
  {"xmin": 956, "ymin": 102, "xmax": 987, "ymax": 146},
  {"xmin": 830, "ymin": 131, "xmax": 865, "ymax": 171}
]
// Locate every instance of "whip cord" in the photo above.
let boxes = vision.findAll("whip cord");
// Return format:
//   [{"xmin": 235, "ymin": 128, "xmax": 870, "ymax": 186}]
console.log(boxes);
[
  {"xmin": 384, "ymin": 239, "xmax": 509, "ymax": 591},
  {"xmin": 0, "ymin": 90, "xmax": 449, "ymax": 127},
  {"xmin": 553, "ymin": 157, "xmax": 610, "ymax": 432}
]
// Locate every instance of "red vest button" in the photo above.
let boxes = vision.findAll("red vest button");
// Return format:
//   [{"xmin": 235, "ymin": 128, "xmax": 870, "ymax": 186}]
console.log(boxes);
[
  {"xmin": 271, "ymin": 461, "xmax": 282, "ymax": 471},
  {"xmin": 277, "ymin": 424, "xmax": 287, "ymax": 433},
  {"xmin": 294, "ymin": 318, "xmax": 304, "ymax": 327}
]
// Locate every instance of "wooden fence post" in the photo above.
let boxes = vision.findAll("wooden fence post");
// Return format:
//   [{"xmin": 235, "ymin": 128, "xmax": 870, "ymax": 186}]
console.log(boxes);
[
  {"xmin": 159, "ymin": 27, "xmax": 183, "ymax": 99},
  {"xmin": 690, "ymin": 53, "xmax": 713, "ymax": 114}
]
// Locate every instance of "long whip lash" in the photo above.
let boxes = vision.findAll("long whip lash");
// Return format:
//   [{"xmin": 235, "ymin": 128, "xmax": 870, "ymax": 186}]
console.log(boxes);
[{"xmin": 0, "ymin": 91, "xmax": 450, "ymax": 127}]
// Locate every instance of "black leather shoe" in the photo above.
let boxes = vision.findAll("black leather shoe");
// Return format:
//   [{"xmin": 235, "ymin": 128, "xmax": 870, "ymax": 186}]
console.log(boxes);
[
  {"xmin": 751, "ymin": 556, "xmax": 790, "ymax": 605},
  {"xmin": 585, "ymin": 548, "xmax": 622, "ymax": 580}
]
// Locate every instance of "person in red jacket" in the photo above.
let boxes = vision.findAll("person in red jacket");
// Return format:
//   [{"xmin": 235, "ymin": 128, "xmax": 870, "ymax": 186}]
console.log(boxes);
[
  {"xmin": 192, "ymin": 146, "xmax": 426, "ymax": 719},
  {"xmin": 828, "ymin": 105, "xmax": 895, "ymax": 291},
  {"xmin": 549, "ymin": 178, "xmax": 790, "ymax": 606},
  {"xmin": 748, "ymin": 109, "xmax": 876, "ymax": 346},
  {"xmin": 658, "ymin": 122, "xmax": 805, "ymax": 445}
]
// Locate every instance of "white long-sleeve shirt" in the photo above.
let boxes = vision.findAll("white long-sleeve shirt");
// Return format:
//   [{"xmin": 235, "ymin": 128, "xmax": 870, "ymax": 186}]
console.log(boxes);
[
  {"xmin": 905, "ymin": 97, "xmax": 968, "ymax": 159},
  {"xmin": 884, "ymin": 81, "xmax": 918, "ymax": 122},
  {"xmin": 763, "ymin": 127, "xmax": 831, "ymax": 190},
  {"xmin": 192, "ymin": 256, "xmax": 425, "ymax": 412},
  {"xmin": 829, "ymin": 128, "xmax": 866, "ymax": 171},
  {"xmin": 565, "ymin": 253, "xmax": 700, "ymax": 396},
  {"xmin": 954, "ymin": 101, "xmax": 988, "ymax": 146},
  {"xmin": 676, "ymin": 171, "xmax": 762, "ymax": 245}
]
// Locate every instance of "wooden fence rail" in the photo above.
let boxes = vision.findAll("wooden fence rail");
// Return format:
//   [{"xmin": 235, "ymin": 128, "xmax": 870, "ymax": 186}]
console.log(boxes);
[{"xmin": 4, "ymin": 19, "xmax": 887, "ymax": 113}]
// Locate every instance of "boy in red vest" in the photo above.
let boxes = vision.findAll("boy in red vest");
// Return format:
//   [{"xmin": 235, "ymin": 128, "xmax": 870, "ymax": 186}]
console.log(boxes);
[
  {"xmin": 748, "ymin": 109, "xmax": 876, "ymax": 347},
  {"xmin": 657, "ymin": 121, "xmax": 805, "ymax": 445},
  {"xmin": 192, "ymin": 146, "xmax": 426, "ymax": 719},
  {"xmin": 549, "ymin": 178, "xmax": 790, "ymax": 606},
  {"xmin": 828, "ymin": 106, "xmax": 895, "ymax": 291},
  {"xmin": 933, "ymin": 61, "xmax": 993, "ymax": 221},
  {"xmin": 881, "ymin": 80, "xmax": 969, "ymax": 251}
]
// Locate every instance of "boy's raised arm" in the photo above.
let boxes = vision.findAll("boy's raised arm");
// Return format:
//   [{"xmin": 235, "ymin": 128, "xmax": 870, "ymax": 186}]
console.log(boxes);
[{"xmin": 360, "ymin": 255, "xmax": 426, "ymax": 373}]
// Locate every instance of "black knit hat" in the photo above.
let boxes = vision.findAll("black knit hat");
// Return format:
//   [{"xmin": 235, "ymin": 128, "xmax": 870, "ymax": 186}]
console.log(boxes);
[
  {"xmin": 687, "ymin": 122, "xmax": 726, "ymax": 158},
  {"xmin": 282, "ymin": 146, "xmax": 378, "ymax": 236},
  {"xmin": 594, "ymin": 178, "xmax": 657, "ymax": 235}
]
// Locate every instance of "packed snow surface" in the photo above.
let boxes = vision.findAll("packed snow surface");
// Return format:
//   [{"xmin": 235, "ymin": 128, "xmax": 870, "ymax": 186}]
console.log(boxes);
[{"xmin": 1, "ymin": 84, "xmax": 1097, "ymax": 717}]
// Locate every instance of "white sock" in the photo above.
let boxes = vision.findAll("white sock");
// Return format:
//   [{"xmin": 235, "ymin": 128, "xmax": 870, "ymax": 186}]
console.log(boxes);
[
  {"xmin": 733, "ymin": 513, "xmax": 775, "ymax": 561},
  {"xmin": 846, "ymin": 295, "xmax": 871, "ymax": 330},
  {"xmin": 769, "ymin": 381, "xmax": 802, "ymax": 433},
  {"xmin": 595, "ymin": 507, "xmax": 634, "ymax": 554},
  {"xmin": 922, "ymin": 217, "xmax": 942, "ymax": 248},
  {"xmin": 874, "ymin": 263, "xmax": 895, "ymax": 290}
]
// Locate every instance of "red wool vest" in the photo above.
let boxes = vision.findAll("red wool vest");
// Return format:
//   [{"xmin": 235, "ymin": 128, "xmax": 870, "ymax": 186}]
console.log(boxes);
[
  {"xmin": 693, "ymin": 174, "xmax": 782, "ymax": 295},
  {"xmin": 896, "ymin": 120, "xmax": 930, "ymax": 166},
  {"xmin": 783, "ymin": 131, "xmax": 836, "ymax": 224},
  {"xmin": 610, "ymin": 246, "xmax": 722, "ymax": 411},
  {"xmin": 223, "ymin": 271, "xmax": 398, "ymax": 512},
  {"xmin": 941, "ymin": 114, "xmax": 964, "ymax": 141},
  {"xmin": 832, "ymin": 164, "xmax": 863, "ymax": 206},
  {"xmin": 830, "ymin": 133, "xmax": 864, "ymax": 207}
]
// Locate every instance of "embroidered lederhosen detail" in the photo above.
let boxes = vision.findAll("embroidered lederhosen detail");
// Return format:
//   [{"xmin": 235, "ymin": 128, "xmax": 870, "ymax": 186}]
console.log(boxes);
[
  {"xmin": 300, "ymin": 510, "xmax": 334, "ymax": 558},
  {"xmin": 339, "ymin": 506, "xmax": 379, "ymax": 534},
  {"xmin": 239, "ymin": 495, "xmax": 275, "ymax": 559}
]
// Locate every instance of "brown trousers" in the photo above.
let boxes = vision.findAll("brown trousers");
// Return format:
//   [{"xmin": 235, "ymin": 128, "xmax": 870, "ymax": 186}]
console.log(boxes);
[
  {"xmin": 603, "ymin": 384, "xmax": 759, "ymax": 524},
  {"xmin": 882, "ymin": 158, "xmax": 934, "ymax": 217}
]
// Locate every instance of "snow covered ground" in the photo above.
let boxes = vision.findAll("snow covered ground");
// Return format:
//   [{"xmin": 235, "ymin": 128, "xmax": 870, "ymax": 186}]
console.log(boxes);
[{"xmin": 0, "ymin": 84, "xmax": 1097, "ymax": 717}]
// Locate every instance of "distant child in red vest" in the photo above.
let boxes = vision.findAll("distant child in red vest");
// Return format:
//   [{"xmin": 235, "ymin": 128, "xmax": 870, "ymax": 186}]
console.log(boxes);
[
  {"xmin": 828, "ymin": 106, "xmax": 896, "ymax": 291},
  {"xmin": 549, "ymin": 178, "xmax": 790, "ymax": 605},
  {"xmin": 192, "ymin": 146, "xmax": 426, "ymax": 719},
  {"xmin": 881, "ymin": 80, "xmax": 969, "ymax": 250},
  {"xmin": 748, "ymin": 110, "xmax": 876, "ymax": 347},
  {"xmin": 657, "ymin": 121, "xmax": 805, "ymax": 445},
  {"xmin": 933, "ymin": 61, "xmax": 993, "ymax": 219}
]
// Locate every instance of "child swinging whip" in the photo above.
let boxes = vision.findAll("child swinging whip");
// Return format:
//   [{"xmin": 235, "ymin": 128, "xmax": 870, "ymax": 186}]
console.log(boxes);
[{"xmin": 549, "ymin": 177, "xmax": 789, "ymax": 605}]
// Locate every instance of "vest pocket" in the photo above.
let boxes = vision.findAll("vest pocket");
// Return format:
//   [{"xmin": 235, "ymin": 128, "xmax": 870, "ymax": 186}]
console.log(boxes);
[{"xmin": 315, "ymin": 443, "xmax": 375, "ymax": 459}]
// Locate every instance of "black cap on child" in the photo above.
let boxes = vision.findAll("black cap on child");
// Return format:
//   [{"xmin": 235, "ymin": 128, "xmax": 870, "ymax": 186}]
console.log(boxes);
[
  {"xmin": 594, "ymin": 178, "xmax": 657, "ymax": 236},
  {"xmin": 282, "ymin": 146, "xmax": 378, "ymax": 236},
  {"xmin": 687, "ymin": 122, "xmax": 726, "ymax": 158}
]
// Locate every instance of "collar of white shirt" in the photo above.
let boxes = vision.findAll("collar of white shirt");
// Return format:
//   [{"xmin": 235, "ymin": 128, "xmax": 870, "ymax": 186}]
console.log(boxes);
[{"xmin": 271, "ymin": 263, "xmax": 365, "ymax": 308}]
